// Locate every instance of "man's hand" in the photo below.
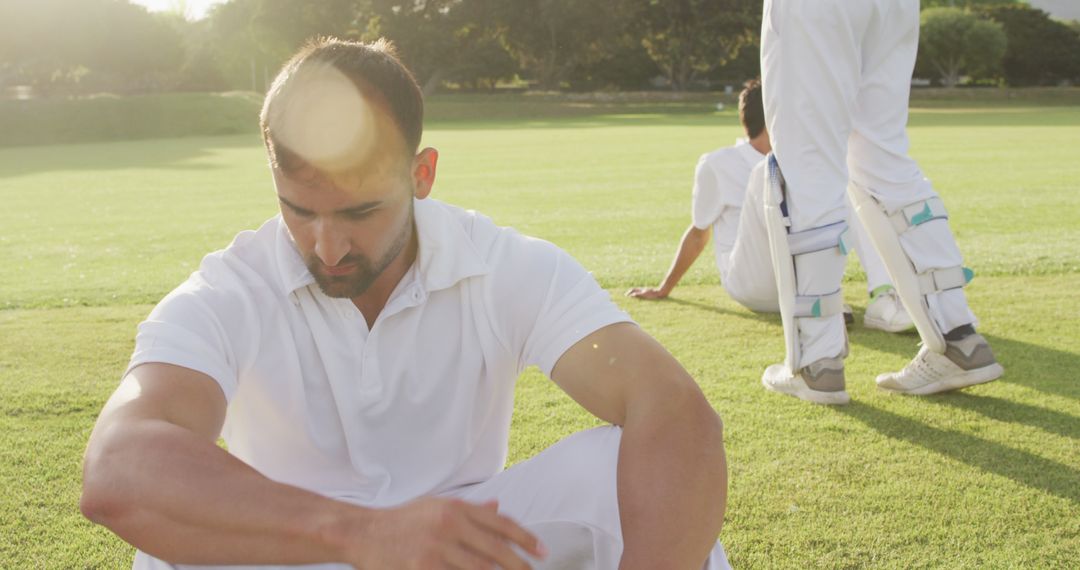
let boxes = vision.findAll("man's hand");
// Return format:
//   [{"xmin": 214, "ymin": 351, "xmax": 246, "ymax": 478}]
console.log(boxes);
[
  {"xmin": 625, "ymin": 286, "xmax": 669, "ymax": 300},
  {"xmin": 348, "ymin": 498, "xmax": 546, "ymax": 570},
  {"xmin": 626, "ymin": 225, "xmax": 710, "ymax": 302}
]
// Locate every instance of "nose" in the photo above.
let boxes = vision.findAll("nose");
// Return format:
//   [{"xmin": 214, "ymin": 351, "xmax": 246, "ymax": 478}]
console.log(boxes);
[{"xmin": 312, "ymin": 219, "xmax": 350, "ymax": 267}]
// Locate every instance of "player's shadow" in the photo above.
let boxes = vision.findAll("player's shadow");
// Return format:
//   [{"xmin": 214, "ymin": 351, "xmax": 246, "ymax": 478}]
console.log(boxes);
[
  {"xmin": 847, "ymin": 328, "xmax": 1078, "ymax": 402},
  {"xmin": 663, "ymin": 296, "xmax": 779, "ymax": 326},
  {"xmin": 664, "ymin": 297, "xmax": 1078, "ymax": 402},
  {"xmin": 923, "ymin": 393, "xmax": 1080, "ymax": 441},
  {"xmin": 835, "ymin": 401, "xmax": 1080, "ymax": 505}
]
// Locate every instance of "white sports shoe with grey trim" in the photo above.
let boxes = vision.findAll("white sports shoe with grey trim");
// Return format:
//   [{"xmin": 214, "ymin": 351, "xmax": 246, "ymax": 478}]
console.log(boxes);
[
  {"xmin": 763, "ymin": 356, "xmax": 850, "ymax": 405},
  {"xmin": 864, "ymin": 288, "xmax": 914, "ymax": 333},
  {"xmin": 877, "ymin": 333, "xmax": 1003, "ymax": 395}
]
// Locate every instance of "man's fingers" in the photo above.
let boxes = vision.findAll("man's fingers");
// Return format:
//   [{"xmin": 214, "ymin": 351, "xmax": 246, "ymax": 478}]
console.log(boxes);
[
  {"xmin": 465, "ymin": 504, "xmax": 545, "ymax": 560},
  {"xmin": 444, "ymin": 542, "xmax": 497, "ymax": 570},
  {"xmin": 457, "ymin": 519, "xmax": 533, "ymax": 570}
]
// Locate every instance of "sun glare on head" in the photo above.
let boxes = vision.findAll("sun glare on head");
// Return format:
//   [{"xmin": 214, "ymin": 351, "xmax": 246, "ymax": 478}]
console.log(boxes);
[{"xmin": 269, "ymin": 63, "xmax": 378, "ymax": 177}]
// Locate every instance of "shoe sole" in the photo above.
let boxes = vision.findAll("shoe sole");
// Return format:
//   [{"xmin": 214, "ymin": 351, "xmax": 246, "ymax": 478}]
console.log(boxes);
[
  {"xmin": 877, "ymin": 363, "xmax": 1004, "ymax": 396},
  {"xmin": 762, "ymin": 371, "xmax": 850, "ymax": 405},
  {"xmin": 863, "ymin": 316, "xmax": 915, "ymax": 333}
]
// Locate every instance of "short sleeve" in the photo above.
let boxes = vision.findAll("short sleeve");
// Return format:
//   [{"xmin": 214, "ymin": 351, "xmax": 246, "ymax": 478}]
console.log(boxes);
[
  {"xmin": 485, "ymin": 232, "xmax": 634, "ymax": 377},
  {"xmin": 125, "ymin": 264, "xmax": 258, "ymax": 403},
  {"xmin": 691, "ymin": 154, "xmax": 723, "ymax": 230}
]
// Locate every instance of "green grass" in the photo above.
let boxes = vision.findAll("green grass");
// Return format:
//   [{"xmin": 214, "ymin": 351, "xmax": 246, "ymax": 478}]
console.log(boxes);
[{"xmin": 2, "ymin": 94, "xmax": 1079, "ymax": 568}]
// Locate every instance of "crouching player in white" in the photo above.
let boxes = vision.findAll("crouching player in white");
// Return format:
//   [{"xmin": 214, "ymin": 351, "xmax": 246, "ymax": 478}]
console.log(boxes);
[
  {"xmin": 627, "ymin": 80, "xmax": 912, "ymax": 334},
  {"xmin": 757, "ymin": 0, "xmax": 1004, "ymax": 405},
  {"xmin": 80, "ymin": 38, "xmax": 731, "ymax": 569}
]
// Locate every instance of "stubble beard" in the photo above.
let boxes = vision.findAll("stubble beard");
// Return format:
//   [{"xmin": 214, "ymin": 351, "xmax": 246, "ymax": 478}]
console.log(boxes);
[{"xmin": 307, "ymin": 201, "xmax": 414, "ymax": 299}]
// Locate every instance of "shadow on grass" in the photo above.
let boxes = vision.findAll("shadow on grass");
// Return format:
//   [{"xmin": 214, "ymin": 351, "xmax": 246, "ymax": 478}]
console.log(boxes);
[
  {"xmin": 662, "ymin": 296, "xmax": 1078, "ymax": 402},
  {"xmin": 836, "ymin": 401, "xmax": 1080, "ymax": 504},
  {"xmin": 0, "ymin": 134, "xmax": 260, "ymax": 180},
  {"xmin": 924, "ymin": 393, "xmax": 1080, "ymax": 441},
  {"xmin": 663, "ymin": 296, "xmax": 778, "ymax": 326},
  {"xmin": 846, "ymin": 330, "xmax": 1078, "ymax": 401}
]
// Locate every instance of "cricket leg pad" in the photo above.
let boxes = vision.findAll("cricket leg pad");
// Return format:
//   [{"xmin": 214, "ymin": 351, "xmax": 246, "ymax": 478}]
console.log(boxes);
[
  {"xmin": 847, "ymin": 182, "xmax": 975, "ymax": 354},
  {"xmin": 762, "ymin": 154, "xmax": 850, "ymax": 375}
]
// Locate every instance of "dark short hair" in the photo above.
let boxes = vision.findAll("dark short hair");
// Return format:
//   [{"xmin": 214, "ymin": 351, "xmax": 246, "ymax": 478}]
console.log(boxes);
[
  {"xmin": 738, "ymin": 78, "xmax": 765, "ymax": 139},
  {"xmin": 260, "ymin": 37, "xmax": 423, "ymax": 172}
]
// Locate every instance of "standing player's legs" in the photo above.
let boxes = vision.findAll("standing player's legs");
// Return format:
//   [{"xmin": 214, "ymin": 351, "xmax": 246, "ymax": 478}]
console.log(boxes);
[
  {"xmin": 845, "ymin": 0, "xmax": 1002, "ymax": 393},
  {"xmin": 445, "ymin": 427, "xmax": 731, "ymax": 570},
  {"xmin": 727, "ymin": 161, "xmax": 907, "ymax": 332},
  {"xmin": 759, "ymin": 0, "xmax": 874, "ymax": 403},
  {"xmin": 847, "ymin": 193, "xmax": 914, "ymax": 332}
]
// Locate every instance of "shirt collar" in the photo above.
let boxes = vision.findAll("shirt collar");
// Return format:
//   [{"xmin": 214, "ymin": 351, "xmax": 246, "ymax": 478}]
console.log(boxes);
[
  {"xmin": 735, "ymin": 137, "xmax": 767, "ymax": 164},
  {"xmin": 275, "ymin": 198, "xmax": 491, "ymax": 298}
]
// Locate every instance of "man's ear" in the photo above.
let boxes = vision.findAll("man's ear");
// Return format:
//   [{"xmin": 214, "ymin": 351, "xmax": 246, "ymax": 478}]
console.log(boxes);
[{"xmin": 412, "ymin": 147, "xmax": 438, "ymax": 200}]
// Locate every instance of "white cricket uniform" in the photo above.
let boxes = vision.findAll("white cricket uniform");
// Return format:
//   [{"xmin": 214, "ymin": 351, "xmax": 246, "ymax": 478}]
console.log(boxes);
[
  {"xmin": 126, "ymin": 198, "xmax": 731, "ymax": 570},
  {"xmin": 761, "ymin": 0, "xmax": 976, "ymax": 364},
  {"xmin": 692, "ymin": 140, "xmax": 893, "ymax": 313}
]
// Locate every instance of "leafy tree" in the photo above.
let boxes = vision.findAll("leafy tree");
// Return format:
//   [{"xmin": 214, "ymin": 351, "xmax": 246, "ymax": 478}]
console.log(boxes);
[
  {"xmin": 570, "ymin": 36, "xmax": 659, "ymax": 91},
  {"xmin": 0, "ymin": 0, "xmax": 185, "ymax": 95},
  {"xmin": 637, "ymin": 0, "xmax": 760, "ymax": 90},
  {"xmin": 79, "ymin": 3, "xmax": 186, "ymax": 91},
  {"xmin": 496, "ymin": 0, "xmax": 639, "ymax": 89},
  {"xmin": 363, "ymin": 0, "xmax": 516, "ymax": 93},
  {"xmin": 201, "ymin": 0, "xmax": 266, "ymax": 91},
  {"xmin": 917, "ymin": 7, "xmax": 1007, "ymax": 87},
  {"xmin": 921, "ymin": 0, "xmax": 1019, "ymax": 7},
  {"xmin": 980, "ymin": 4, "xmax": 1080, "ymax": 86},
  {"xmin": 249, "ymin": 0, "xmax": 360, "ymax": 63}
]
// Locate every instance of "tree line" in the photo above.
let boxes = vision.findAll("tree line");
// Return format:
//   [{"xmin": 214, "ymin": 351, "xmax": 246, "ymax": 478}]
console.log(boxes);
[{"xmin": 1, "ymin": 0, "xmax": 1078, "ymax": 98}]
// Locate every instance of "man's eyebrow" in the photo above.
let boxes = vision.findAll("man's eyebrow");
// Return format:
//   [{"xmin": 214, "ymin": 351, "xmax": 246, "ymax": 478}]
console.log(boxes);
[
  {"xmin": 337, "ymin": 201, "xmax": 382, "ymax": 215},
  {"xmin": 277, "ymin": 195, "xmax": 314, "ymax": 214},
  {"xmin": 277, "ymin": 195, "xmax": 383, "ymax": 215}
]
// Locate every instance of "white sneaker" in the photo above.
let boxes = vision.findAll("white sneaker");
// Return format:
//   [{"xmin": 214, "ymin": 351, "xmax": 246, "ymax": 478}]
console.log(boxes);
[
  {"xmin": 864, "ymin": 288, "xmax": 914, "ymax": 333},
  {"xmin": 763, "ymin": 357, "xmax": 850, "ymax": 405},
  {"xmin": 877, "ymin": 333, "xmax": 1003, "ymax": 395}
]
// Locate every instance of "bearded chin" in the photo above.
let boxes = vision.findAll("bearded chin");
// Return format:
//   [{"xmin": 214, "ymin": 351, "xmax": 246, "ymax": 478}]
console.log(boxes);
[
  {"xmin": 308, "ymin": 207, "xmax": 414, "ymax": 299},
  {"xmin": 310, "ymin": 258, "xmax": 380, "ymax": 299}
]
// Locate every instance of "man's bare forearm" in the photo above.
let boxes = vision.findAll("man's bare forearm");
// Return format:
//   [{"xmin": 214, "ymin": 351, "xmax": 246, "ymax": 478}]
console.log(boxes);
[
  {"xmin": 616, "ymin": 389, "xmax": 726, "ymax": 569},
  {"xmin": 658, "ymin": 226, "xmax": 710, "ymax": 295},
  {"xmin": 82, "ymin": 417, "xmax": 363, "ymax": 565}
]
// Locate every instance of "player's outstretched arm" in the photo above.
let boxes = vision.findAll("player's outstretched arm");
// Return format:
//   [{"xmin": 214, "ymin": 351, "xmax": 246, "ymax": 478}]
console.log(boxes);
[
  {"xmin": 551, "ymin": 323, "xmax": 726, "ymax": 570},
  {"xmin": 81, "ymin": 363, "xmax": 544, "ymax": 568},
  {"xmin": 626, "ymin": 224, "xmax": 710, "ymax": 300}
]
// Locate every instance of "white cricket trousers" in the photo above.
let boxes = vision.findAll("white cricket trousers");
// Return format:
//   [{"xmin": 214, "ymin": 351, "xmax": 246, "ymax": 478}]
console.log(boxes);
[
  {"xmin": 724, "ymin": 162, "xmax": 893, "ymax": 314},
  {"xmin": 133, "ymin": 427, "xmax": 731, "ymax": 570},
  {"xmin": 761, "ymin": 0, "xmax": 976, "ymax": 364}
]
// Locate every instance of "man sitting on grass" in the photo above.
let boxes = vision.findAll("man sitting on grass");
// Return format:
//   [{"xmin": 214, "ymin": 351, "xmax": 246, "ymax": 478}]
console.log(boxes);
[
  {"xmin": 627, "ymin": 80, "xmax": 913, "ymax": 334},
  {"xmin": 80, "ymin": 38, "xmax": 731, "ymax": 570}
]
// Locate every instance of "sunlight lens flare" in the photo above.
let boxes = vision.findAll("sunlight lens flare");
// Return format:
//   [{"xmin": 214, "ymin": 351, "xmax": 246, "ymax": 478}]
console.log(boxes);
[{"xmin": 267, "ymin": 63, "xmax": 378, "ymax": 175}]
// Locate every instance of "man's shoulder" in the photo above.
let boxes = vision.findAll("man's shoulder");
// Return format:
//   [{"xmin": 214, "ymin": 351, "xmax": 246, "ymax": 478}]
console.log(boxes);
[
  {"xmin": 172, "ymin": 217, "xmax": 289, "ymax": 306},
  {"xmin": 699, "ymin": 144, "xmax": 744, "ymax": 169},
  {"xmin": 426, "ymin": 199, "xmax": 560, "ymax": 267}
]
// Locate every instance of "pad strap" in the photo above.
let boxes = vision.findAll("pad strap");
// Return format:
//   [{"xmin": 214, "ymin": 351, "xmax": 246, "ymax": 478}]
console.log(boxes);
[
  {"xmin": 888, "ymin": 197, "xmax": 948, "ymax": 234},
  {"xmin": 794, "ymin": 290, "xmax": 845, "ymax": 318},
  {"xmin": 917, "ymin": 266, "xmax": 975, "ymax": 294},
  {"xmin": 788, "ymin": 221, "xmax": 850, "ymax": 255}
]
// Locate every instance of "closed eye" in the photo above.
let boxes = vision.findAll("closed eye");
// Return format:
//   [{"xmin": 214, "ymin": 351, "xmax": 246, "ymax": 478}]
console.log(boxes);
[
  {"xmin": 279, "ymin": 197, "xmax": 315, "ymax": 217},
  {"xmin": 342, "ymin": 207, "xmax": 377, "ymax": 220}
]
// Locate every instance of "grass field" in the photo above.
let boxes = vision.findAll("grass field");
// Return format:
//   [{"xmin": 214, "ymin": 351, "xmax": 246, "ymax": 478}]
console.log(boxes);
[{"xmin": 1, "ymin": 93, "xmax": 1079, "ymax": 568}]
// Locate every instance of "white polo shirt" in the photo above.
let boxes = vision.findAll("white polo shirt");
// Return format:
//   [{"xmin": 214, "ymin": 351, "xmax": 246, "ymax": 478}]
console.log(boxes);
[
  {"xmin": 690, "ymin": 139, "xmax": 768, "ymax": 282},
  {"xmin": 126, "ymin": 198, "xmax": 632, "ymax": 508}
]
